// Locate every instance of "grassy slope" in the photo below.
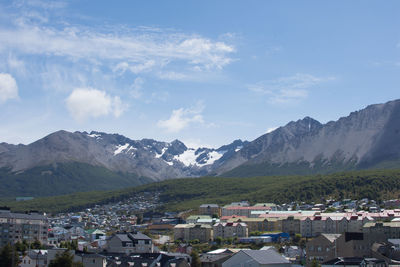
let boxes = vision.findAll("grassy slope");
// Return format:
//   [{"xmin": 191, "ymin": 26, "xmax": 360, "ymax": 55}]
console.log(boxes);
[
  {"xmin": 2, "ymin": 169, "xmax": 400, "ymax": 214},
  {"xmin": 220, "ymin": 158, "xmax": 358, "ymax": 178},
  {"xmin": 0, "ymin": 162, "xmax": 152, "ymax": 198}
]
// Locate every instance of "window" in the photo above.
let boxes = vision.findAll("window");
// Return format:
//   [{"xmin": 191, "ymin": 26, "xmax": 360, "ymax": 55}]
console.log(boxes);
[{"xmin": 317, "ymin": 246, "xmax": 322, "ymax": 252}]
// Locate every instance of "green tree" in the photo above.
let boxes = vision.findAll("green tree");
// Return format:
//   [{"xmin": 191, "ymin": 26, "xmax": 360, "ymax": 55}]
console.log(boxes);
[
  {"xmin": 30, "ymin": 239, "xmax": 42, "ymax": 249},
  {"xmin": 215, "ymin": 236, "xmax": 223, "ymax": 246},
  {"xmin": 190, "ymin": 250, "xmax": 201, "ymax": 267},
  {"xmin": 14, "ymin": 240, "xmax": 28, "ymax": 254},
  {"xmin": 292, "ymin": 233, "xmax": 302, "ymax": 245},
  {"xmin": 48, "ymin": 250, "xmax": 83, "ymax": 267},
  {"xmin": 0, "ymin": 243, "xmax": 19, "ymax": 267},
  {"xmin": 311, "ymin": 258, "xmax": 321, "ymax": 267}
]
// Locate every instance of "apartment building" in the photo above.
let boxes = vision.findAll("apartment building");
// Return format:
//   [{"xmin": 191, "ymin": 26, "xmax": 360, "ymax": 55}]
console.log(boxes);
[
  {"xmin": 199, "ymin": 204, "xmax": 220, "ymax": 217},
  {"xmin": 173, "ymin": 224, "xmax": 213, "ymax": 243},
  {"xmin": 0, "ymin": 208, "xmax": 48, "ymax": 247},
  {"xmin": 213, "ymin": 222, "xmax": 248, "ymax": 239}
]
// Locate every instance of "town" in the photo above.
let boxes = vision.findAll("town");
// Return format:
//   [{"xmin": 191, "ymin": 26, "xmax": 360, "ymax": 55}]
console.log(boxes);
[{"xmin": 2, "ymin": 195, "xmax": 400, "ymax": 266}]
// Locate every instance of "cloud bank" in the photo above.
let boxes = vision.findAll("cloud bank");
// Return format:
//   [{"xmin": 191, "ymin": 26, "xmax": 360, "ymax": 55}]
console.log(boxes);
[
  {"xmin": 248, "ymin": 73, "xmax": 335, "ymax": 104},
  {"xmin": 157, "ymin": 103, "xmax": 205, "ymax": 133},
  {"xmin": 66, "ymin": 88, "xmax": 126, "ymax": 122},
  {"xmin": 0, "ymin": 73, "xmax": 19, "ymax": 104}
]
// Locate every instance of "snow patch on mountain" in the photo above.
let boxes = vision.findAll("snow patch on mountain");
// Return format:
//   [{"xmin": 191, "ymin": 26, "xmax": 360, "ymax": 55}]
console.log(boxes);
[
  {"xmin": 174, "ymin": 149, "xmax": 197, "ymax": 166},
  {"xmin": 88, "ymin": 133, "xmax": 101, "ymax": 138},
  {"xmin": 164, "ymin": 160, "xmax": 173, "ymax": 166},
  {"xmin": 155, "ymin": 147, "xmax": 168, "ymax": 158},
  {"xmin": 173, "ymin": 149, "xmax": 225, "ymax": 167},
  {"xmin": 235, "ymin": 146, "xmax": 243, "ymax": 152},
  {"xmin": 114, "ymin": 143, "xmax": 130, "ymax": 155},
  {"xmin": 199, "ymin": 151, "xmax": 224, "ymax": 166}
]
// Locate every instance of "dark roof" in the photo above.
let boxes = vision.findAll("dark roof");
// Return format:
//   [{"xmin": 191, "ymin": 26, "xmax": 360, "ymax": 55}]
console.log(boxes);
[
  {"xmin": 115, "ymin": 234, "xmax": 132, "ymax": 242},
  {"xmin": 76, "ymin": 253, "xmax": 106, "ymax": 259},
  {"xmin": 0, "ymin": 212, "xmax": 46, "ymax": 220},
  {"xmin": 242, "ymin": 250, "xmax": 290, "ymax": 264},
  {"xmin": 129, "ymin": 232, "xmax": 152, "ymax": 240},
  {"xmin": 345, "ymin": 232, "xmax": 364, "ymax": 242},
  {"xmin": 104, "ymin": 253, "xmax": 190, "ymax": 267},
  {"xmin": 200, "ymin": 253, "xmax": 232, "ymax": 263},
  {"xmin": 323, "ymin": 257, "xmax": 363, "ymax": 265},
  {"xmin": 200, "ymin": 204, "xmax": 219, "ymax": 208}
]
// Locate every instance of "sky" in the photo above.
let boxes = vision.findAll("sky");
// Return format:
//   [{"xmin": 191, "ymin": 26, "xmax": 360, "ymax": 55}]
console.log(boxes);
[{"xmin": 0, "ymin": 0, "xmax": 399, "ymax": 148}]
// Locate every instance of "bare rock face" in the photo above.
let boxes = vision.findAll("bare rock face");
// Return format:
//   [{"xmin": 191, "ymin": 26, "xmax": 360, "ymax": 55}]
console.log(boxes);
[
  {"xmin": 1, "ymin": 99, "xmax": 400, "ymax": 182},
  {"xmin": 215, "ymin": 99, "xmax": 400, "ymax": 175},
  {"xmin": 0, "ymin": 130, "xmax": 247, "ymax": 180}
]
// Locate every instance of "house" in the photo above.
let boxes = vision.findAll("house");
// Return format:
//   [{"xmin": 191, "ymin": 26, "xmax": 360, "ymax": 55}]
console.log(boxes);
[
  {"xmin": 20, "ymin": 250, "xmax": 48, "ymax": 267},
  {"xmin": 74, "ymin": 253, "xmax": 107, "ymax": 267},
  {"xmin": 306, "ymin": 234, "xmax": 340, "ymax": 265},
  {"xmin": 86, "ymin": 229, "xmax": 106, "ymax": 242},
  {"xmin": 222, "ymin": 249, "xmax": 294, "ymax": 267},
  {"xmin": 200, "ymin": 253, "xmax": 233, "ymax": 267},
  {"xmin": 106, "ymin": 232, "xmax": 153, "ymax": 254},
  {"xmin": 282, "ymin": 246, "xmax": 304, "ymax": 260},
  {"xmin": 306, "ymin": 233, "xmax": 371, "ymax": 265}
]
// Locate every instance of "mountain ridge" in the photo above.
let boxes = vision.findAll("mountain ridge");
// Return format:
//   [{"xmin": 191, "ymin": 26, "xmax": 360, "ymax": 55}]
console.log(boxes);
[{"xmin": 1, "ymin": 99, "xmax": 400, "ymax": 197}]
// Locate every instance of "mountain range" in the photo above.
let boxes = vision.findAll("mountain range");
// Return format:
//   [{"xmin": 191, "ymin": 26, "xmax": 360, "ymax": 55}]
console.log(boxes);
[{"xmin": 1, "ymin": 99, "xmax": 400, "ymax": 197}]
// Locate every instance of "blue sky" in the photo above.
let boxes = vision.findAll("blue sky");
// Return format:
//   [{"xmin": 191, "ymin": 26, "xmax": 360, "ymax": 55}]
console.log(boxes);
[{"xmin": 0, "ymin": 0, "xmax": 399, "ymax": 148}]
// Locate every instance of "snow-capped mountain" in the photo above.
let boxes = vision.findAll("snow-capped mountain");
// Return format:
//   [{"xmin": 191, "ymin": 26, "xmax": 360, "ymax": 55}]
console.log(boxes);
[
  {"xmin": 0, "ymin": 130, "xmax": 248, "ymax": 180},
  {"xmin": 2, "ymin": 99, "xmax": 400, "ymax": 197}
]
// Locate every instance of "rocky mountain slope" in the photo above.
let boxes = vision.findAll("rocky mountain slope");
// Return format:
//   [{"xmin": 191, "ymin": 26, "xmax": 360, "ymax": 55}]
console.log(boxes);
[
  {"xmin": 0, "ymin": 130, "xmax": 247, "ymax": 181},
  {"xmin": 217, "ymin": 99, "xmax": 400, "ymax": 176},
  {"xmin": 1, "ymin": 99, "xmax": 400, "ymax": 197}
]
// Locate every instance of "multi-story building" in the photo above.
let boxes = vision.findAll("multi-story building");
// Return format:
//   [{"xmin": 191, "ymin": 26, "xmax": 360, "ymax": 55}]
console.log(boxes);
[
  {"xmin": 213, "ymin": 222, "xmax": 247, "ymax": 239},
  {"xmin": 363, "ymin": 221, "xmax": 400, "ymax": 244},
  {"xmin": 227, "ymin": 218, "xmax": 269, "ymax": 233},
  {"xmin": 282, "ymin": 216, "xmax": 301, "ymax": 235},
  {"xmin": 173, "ymin": 224, "xmax": 213, "ymax": 243},
  {"xmin": 199, "ymin": 204, "xmax": 220, "ymax": 217},
  {"xmin": 0, "ymin": 208, "xmax": 48, "ymax": 247},
  {"xmin": 221, "ymin": 206, "xmax": 272, "ymax": 217}
]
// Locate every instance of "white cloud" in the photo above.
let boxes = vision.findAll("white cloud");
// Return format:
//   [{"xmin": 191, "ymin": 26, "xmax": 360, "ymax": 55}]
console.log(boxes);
[
  {"xmin": 0, "ymin": 73, "xmax": 19, "ymax": 103},
  {"xmin": 113, "ymin": 60, "xmax": 156, "ymax": 75},
  {"xmin": 130, "ymin": 77, "xmax": 144, "ymax": 99},
  {"xmin": 157, "ymin": 71, "xmax": 187, "ymax": 81},
  {"xmin": 14, "ymin": 0, "xmax": 67, "ymax": 10},
  {"xmin": 248, "ymin": 73, "xmax": 335, "ymax": 104},
  {"xmin": 7, "ymin": 54, "xmax": 26, "ymax": 74},
  {"xmin": 65, "ymin": 88, "xmax": 126, "ymax": 122},
  {"xmin": 0, "ymin": 21, "xmax": 235, "ymax": 75},
  {"xmin": 157, "ymin": 102, "xmax": 205, "ymax": 133}
]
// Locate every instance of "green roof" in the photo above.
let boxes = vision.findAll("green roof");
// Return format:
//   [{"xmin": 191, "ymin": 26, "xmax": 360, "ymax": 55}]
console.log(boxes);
[{"xmin": 187, "ymin": 215, "xmax": 212, "ymax": 220}]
